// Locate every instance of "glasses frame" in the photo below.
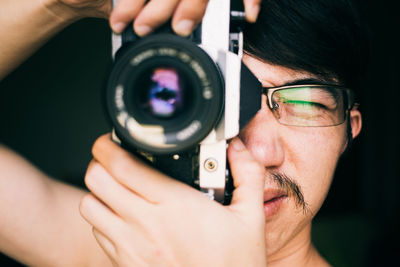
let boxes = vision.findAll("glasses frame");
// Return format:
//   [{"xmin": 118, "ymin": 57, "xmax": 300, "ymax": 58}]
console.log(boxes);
[{"xmin": 261, "ymin": 84, "xmax": 357, "ymax": 127}]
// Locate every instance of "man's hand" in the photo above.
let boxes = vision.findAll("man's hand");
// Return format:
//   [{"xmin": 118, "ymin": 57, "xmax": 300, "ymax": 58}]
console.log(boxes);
[
  {"xmin": 80, "ymin": 134, "xmax": 267, "ymax": 267},
  {"xmin": 46, "ymin": 0, "xmax": 261, "ymax": 37},
  {"xmin": 110, "ymin": 0, "xmax": 261, "ymax": 36}
]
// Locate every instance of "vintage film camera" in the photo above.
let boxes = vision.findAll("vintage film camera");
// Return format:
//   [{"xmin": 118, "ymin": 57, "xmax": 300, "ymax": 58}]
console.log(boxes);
[{"xmin": 106, "ymin": 0, "xmax": 261, "ymax": 204}]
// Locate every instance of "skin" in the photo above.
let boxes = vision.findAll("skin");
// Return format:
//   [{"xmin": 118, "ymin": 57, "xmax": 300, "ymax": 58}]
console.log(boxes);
[
  {"xmin": 81, "ymin": 136, "xmax": 268, "ymax": 267},
  {"xmin": 0, "ymin": 0, "xmax": 363, "ymax": 266},
  {"xmin": 0, "ymin": 0, "xmax": 260, "ymax": 80},
  {"xmin": 0, "ymin": 0, "xmax": 262, "ymax": 266},
  {"xmin": 0, "ymin": 146, "xmax": 114, "ymax": 266},
  {"xmin": 241, "ymin": 55, "xmax": 361, "ymax": 264},
  {"xmin": 79, "ymin": 55, "xmax": 362, "ymax": 266}
]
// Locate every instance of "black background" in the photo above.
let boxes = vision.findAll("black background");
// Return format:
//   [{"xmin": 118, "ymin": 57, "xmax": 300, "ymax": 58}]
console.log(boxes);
[{"xmin": 0, "ymin": 1, "xmax": 399, "ymax": 266}]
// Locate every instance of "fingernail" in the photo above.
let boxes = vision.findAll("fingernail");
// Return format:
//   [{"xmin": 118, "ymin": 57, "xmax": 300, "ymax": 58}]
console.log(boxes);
[
  {"xmin": 112, "ymin": 22, "xmax": 127, "ymax": 34},
  {"xmin": 246, "ymin": 4, "xmax": 260, "ymax": 23},
  {"xmin": 174, "ymin": 19, "xmax": 195, "ymax": 36},
  {"xmin": 135, "ymin": 25, "xmax": 153, "ymax": 36},
  {"xmin": 232, "ymin": 138, "xmax": 246, "ymax": 151}
]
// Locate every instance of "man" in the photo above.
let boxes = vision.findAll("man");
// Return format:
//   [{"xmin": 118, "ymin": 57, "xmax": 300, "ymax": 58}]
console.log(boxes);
[{"xmin": 0, "ymin": 0, "xmax": 367, "ymax": 266}]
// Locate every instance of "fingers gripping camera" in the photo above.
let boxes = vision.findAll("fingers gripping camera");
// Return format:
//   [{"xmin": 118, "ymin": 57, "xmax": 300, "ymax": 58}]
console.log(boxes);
[{"xmin": 106, "ymin": 0, "xmax": 261, "ymax": 204}]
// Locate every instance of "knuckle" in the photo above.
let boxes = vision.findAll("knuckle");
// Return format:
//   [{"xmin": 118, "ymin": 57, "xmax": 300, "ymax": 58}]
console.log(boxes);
[
  {"xmin": 85, "ymin": 162, "xmax": 101, "ymax": 187},
  {"xmin": 84, "ymin": 164, "xmax": 104, "ymax": 191},
  {"xmin": 115, "ymin": 0, "xmax": 141, "ymax": 12},
  {"xmin": 91, "ymin": 133, "xmax": 112, "ymax": 159},
  {"xmin": 113, "ymin": 8, "xmax": 137, "ymax": 21},
  {"xmin": 137, "ymin": 12, "xmax": 169, "ymax": 27},
  {"xmin": 84, "ymin": 168, "xmax": 95, "ymax": 189},
  {"xmin": 177, "ymin": 4, "xmax": 206, "ymax": 20},
  {"xmin": 91, "ymin": 135, "xmax": 106, "ymax": 157},
  {"xmin": 79, "ymin": 194, "xmax": 94, "ymax": 214}
]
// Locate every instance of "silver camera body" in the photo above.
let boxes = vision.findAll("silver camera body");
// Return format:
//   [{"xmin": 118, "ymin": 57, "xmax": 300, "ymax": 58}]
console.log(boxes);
[{"xmin": 107, "ymin": 0, "xmax": 261, "ymax": 203}]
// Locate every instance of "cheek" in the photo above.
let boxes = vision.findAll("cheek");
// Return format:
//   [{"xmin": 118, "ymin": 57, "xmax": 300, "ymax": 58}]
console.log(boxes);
[
  {"xmin": 264, "ymin": 127, "xmax": 347, "ymax": 254},
  {"xmin": 287, "ymin": 125, "xmax": 347, "ymax": 213}
]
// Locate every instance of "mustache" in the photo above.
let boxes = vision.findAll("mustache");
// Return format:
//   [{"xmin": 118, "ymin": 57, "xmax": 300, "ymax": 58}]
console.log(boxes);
[{"xmin": 269, "ymin": 172, "xmax": 311, "ymax": 214}]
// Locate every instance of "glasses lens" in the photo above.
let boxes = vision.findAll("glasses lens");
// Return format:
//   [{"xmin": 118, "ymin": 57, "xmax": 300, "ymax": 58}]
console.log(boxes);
[{"xmin": 271, "ymin": 86, "xmax": 347, "ymax": 126}]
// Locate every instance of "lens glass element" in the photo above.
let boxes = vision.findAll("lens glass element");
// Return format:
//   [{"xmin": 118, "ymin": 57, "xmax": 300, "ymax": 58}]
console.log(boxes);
[{"xmin": 139, "ymin": 67, "xmax": 186, "ymax": 119}]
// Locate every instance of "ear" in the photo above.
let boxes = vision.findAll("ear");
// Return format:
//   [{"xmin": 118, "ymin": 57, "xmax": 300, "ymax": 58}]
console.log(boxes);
[
  {"xmin": 340, "ymin": 109, "xmax": 362, "ymax": 154},
  {"xmin": 349, "ymin": 109, "xmax": 362, "ymax": 139}
]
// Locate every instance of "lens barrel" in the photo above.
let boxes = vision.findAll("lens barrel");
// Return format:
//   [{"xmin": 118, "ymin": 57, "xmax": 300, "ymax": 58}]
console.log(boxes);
[{"xmin": 106, "ymin": 34, "xmax": 224, "ymax": 154}]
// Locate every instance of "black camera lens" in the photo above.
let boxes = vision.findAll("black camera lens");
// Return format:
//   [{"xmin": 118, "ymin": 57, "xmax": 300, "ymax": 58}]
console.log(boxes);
[{"xmin": 107, "ymin": 34, "xmax": 224, "ymax": 154}]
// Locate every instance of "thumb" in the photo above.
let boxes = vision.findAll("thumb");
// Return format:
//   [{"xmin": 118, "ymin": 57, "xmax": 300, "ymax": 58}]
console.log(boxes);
[{"xmin": 227, "ymin": 137, "xmax": 266, "ymax": 216}]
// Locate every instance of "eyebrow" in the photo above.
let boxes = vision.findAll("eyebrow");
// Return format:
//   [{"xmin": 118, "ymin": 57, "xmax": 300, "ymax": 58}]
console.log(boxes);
[
  {"xmin": 277, "ymin": 77, "xmax": 336, "ymax": 88},
  {"xmin": 262, "ymin": 76, "xmax": 342, "ymax": 89}
]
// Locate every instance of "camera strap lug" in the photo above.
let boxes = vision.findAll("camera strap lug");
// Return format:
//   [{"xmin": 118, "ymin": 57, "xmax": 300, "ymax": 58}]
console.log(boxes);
[{"xmin": 199, "ymin": 138, "xmax": 227, "ymax": 202}]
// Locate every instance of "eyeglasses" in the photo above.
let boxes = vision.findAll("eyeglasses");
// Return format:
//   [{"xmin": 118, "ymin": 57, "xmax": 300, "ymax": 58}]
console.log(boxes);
[{"xmin": 262, "ymin": 84, "xmax": 357, "ymax": 127}]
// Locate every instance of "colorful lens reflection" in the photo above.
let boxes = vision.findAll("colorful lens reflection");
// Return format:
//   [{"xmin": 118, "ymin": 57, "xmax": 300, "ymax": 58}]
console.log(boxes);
[{"xmin": 147, "ymin": 68, "xmax": 183, "ymax": 118}]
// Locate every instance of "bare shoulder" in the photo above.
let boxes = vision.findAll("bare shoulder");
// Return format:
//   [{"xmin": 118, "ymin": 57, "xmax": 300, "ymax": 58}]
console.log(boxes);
[{"xmin": 0, "ymin": 144, "xmax": 112, "ymax": 267}]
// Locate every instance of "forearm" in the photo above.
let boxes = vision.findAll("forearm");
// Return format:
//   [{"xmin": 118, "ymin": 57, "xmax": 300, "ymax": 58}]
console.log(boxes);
[
  {"xmin": 0, "ymin": 0, "xmax": 79, "ymax": 80},
  {"xmin": 0, "ymin": 145, "xmax": 112, "ymax": 267}
]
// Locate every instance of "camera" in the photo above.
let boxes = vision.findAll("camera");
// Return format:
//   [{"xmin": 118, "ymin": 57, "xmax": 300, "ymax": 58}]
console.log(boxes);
[{"xmin": 106, "ymin": 0, "xmax": 261, "ymax": 204}]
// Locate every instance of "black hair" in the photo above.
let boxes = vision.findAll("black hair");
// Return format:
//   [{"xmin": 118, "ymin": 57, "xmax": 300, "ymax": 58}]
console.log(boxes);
[{"xmin": 244, "ymin": 0, "xmax": 369, "ymax": 94}]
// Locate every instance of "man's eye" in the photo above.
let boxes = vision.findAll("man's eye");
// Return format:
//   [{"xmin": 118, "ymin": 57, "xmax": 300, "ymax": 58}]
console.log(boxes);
[{"xmin": 282, "ymin": 99, "xmax": 327, "ymax": 110}]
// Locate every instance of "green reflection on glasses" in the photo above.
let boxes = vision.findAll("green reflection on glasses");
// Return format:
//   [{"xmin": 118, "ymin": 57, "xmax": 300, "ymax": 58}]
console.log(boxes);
[{"xmin": 262, "ymin": 85, "xmax": 355, "ymax": 127}]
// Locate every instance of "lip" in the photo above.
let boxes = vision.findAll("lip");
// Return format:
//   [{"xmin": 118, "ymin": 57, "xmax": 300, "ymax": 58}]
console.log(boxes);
[{"xmin": 263, "ymin": 189, "xmax": 288, "ymax": 218}]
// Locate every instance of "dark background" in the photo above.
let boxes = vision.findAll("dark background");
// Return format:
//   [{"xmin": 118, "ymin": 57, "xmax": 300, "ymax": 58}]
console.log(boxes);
[{"xmin": 0, "ymin": 1, "xmax": 399, "ymax": 266}]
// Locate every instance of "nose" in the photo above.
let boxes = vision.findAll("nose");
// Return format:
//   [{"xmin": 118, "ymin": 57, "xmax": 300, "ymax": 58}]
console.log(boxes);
[{"xmin": 238, "ymin": 98, "xmax": 285, "ymax": 168}]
